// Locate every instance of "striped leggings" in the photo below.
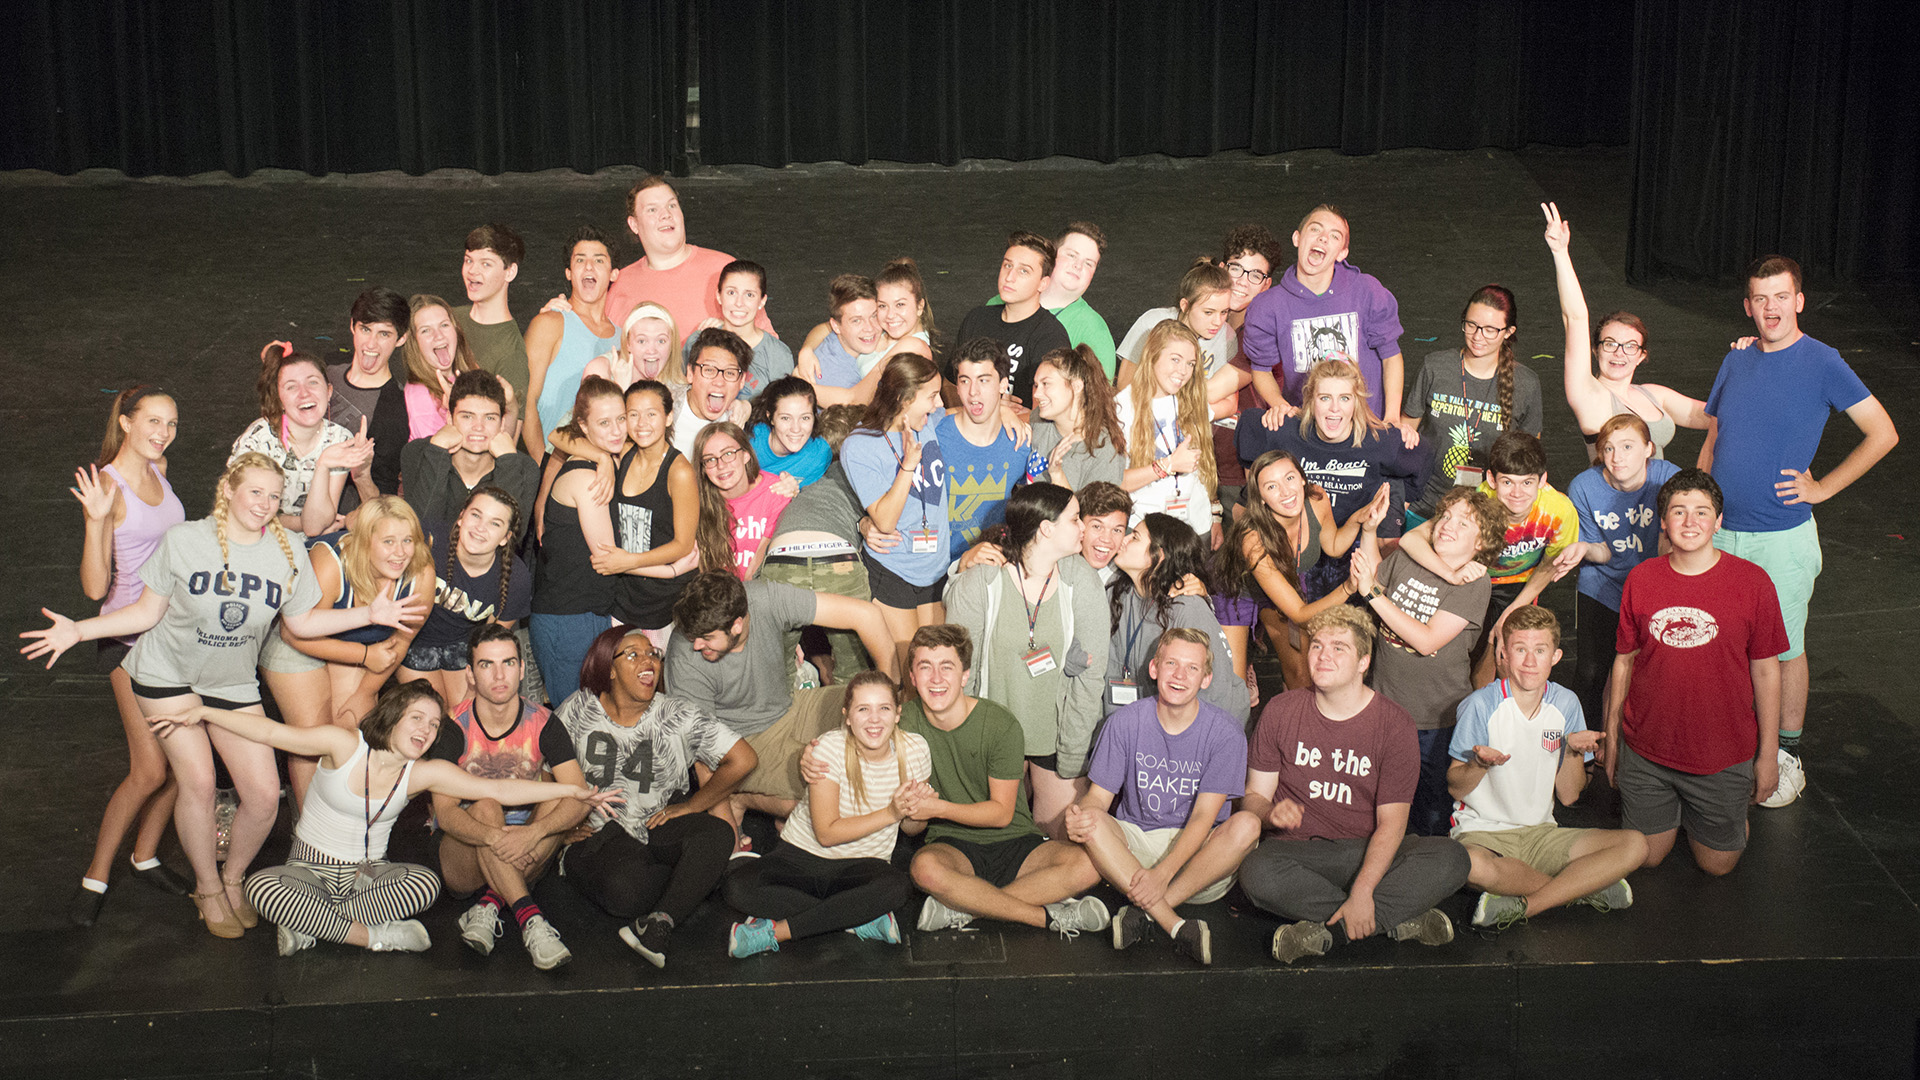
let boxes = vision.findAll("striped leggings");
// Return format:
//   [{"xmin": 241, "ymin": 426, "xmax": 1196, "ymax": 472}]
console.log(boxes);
[{"xmin": 245, "ymin": 840, "xmax": 442, "ymax": 943}]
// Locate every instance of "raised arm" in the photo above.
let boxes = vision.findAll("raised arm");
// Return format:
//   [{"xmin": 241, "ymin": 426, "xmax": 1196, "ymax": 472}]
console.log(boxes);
[
  {"xmin": 19, "ymin": 589, "xmax": 169, "ymax": 669},
  {"xmin": 1544, "ymin": 202, "xmax": 1611, "ymax": 434},
  {"xmin": 73, "ymin": 466, "xmax": 123, "ymax": 601}
]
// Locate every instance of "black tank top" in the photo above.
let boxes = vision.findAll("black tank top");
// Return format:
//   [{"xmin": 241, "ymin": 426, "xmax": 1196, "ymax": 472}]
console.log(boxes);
[
  {"xmin": 533, "ymin": 459, "xmax": 614, "ymax": 616},
  {"xmin": 612, "ymin": 445, "xmax": 695, "ymax": 628}
]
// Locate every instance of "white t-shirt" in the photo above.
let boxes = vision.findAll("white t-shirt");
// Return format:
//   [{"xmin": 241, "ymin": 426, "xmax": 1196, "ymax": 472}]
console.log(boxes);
[
  {"xmin": 1118, "ymin": 307, "xmax": 1237, "ymax": 380},
  {"xmin": 1446, "ymin": 680, "xmax": 1589, "ymax": 835},
  {"xmin": 1115, "ymin": 387, "xmax": 1213, "ymax": 537},
  {"xmin": 781, "ymin": 727, "xmax": 933, "ymax": 861},
  {"xmin": 669, "ymin": 391, "xmax": 731, "ymax": 461}
]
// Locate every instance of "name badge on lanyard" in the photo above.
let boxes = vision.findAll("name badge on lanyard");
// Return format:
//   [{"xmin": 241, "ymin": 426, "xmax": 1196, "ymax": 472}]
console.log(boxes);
[
  {"xmin": 1023, "ymin": 647, "xmax": 1057, "ymax": 677},
  {"xmin": 910, "ymin": 528, "xmax": 940, "ymax": 554},
  {"xmin": 1109, "ymin": 678, "xmax": 1138, "ymax": 705}
]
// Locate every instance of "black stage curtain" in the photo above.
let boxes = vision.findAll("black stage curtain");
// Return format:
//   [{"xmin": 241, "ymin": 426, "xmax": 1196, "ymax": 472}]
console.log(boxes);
[
  {"xmin": 1626, "ymin": 0, "xmax": 1920, "ymax": 282},
  {"xmin": 693, "ymin": 0, "xmax": 1633, "ymax": 168},
  {"xmin": 1, "ymin": 0, "xmax": 683, "ymax": 177}
]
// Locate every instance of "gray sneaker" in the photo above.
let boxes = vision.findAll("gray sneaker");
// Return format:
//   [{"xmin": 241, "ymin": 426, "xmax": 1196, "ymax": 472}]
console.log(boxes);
[
  {"xmin": 1574, "ymin": 878, "xmax": 1634, "ymax": 913},
  {"xmin": 1043, "ymin": 895, "xmax": 1111, "ymax": 939},
  {"xmin": 1471, "ymin": 892, "xmax": 1528, "ymax": 931},
  {"xmin": 1111, "ymin": 905, "xmax": 1151, "ymax": 951},
  {"xmin": 1172, "ymin": 919, "xmax": 1212, "ymax": 966},
  {"xmin": 1388, "ymin": 908, "xmax": 1455, "ymax": 946},
  {"xmin": 276, "ymin": 924, "xmax": 318, "ymax": 957},
  {"xmin": 1270, "ymin": 920, "xmax": 1333, "ymax": 964},
  {"xmin": 367, "ymin": 919, "xmax": 431, "ymax": 953},
  {"xmin": 916, "ymin": 895, "xmax": 975, "ymax": 932},
  {"xmin": 458, "ymin": 902, "xmax": 503, "ymax": 956},
  {"xmin": 520, "ymin": 914, "xmax": 572, "ymax": 971}
]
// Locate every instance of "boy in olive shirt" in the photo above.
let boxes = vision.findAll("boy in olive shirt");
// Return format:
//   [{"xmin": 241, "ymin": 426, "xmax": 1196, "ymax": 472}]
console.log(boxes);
[{"xmin": 453, "ymin": 224, "xmax": 530, "ymax": 412}]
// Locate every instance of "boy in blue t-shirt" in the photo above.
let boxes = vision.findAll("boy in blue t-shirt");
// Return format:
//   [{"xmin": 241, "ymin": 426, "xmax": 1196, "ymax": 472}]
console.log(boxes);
[
  {"xmin": 1064, "ymin": 628, "xmax": 1261, "ymax": 966},
  {"xmin": 1446, "ymin": 607, "xmax": 1645, "ymax": 931},
  {"xmin": 1701, "ymin": 255, "xmax": 1898, "ymax": 804},
  {"xmin": 937, "ymin": 339, "xmax": 1027, "ymax": 558},
  {"xmin": 1564, "ymin": 413, "xmax": 1680, "ymax": 728}
]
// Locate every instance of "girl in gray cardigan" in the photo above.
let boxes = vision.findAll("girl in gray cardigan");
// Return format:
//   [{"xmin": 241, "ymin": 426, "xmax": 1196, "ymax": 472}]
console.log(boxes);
[{"xmin": 943, "ymin": 483, "xmax": 1109, "ymax": 840}]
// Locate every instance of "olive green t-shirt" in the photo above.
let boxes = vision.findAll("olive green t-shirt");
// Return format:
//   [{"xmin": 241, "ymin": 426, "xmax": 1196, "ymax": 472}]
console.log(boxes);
[
  {"xmin": 453, "ymin": 304, "xmax": 529, "ymax": 407},
  {"xmin": 899, "ymin": 697, "xmax": 1039, "ymax": 846}
]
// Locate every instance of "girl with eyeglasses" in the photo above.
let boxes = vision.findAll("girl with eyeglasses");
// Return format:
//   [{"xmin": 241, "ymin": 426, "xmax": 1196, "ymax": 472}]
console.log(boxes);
[
  {"xmin": 1402, "ymin": 285, "xmax": 1543, "ymax": 521},
  {"xmin": 1543, "ymin": 202, "xmax": 1708, "ymax": 461},
  {"xmin": 693, "ymin": 420, "xmax": 795, "ymax": 581}
]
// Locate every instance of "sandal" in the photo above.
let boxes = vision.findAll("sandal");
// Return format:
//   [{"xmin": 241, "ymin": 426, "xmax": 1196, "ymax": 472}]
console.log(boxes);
[
  {"xmin": 221, "ymin": 877, "xmax": 259, "ymax": 929},
  {"xmin": 192, "ymin": 889, "xmax": 245, "ymax": 939}
]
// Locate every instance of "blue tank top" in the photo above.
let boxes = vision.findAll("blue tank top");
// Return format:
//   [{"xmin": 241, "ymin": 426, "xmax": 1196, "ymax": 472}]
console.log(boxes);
[
  {"xmin": 307, "ymin": 530, "xmax": 418, "ymax": 645},
  {"xmin": 535, "ymin": 307, "xmax": 619, "ymax": 451}
]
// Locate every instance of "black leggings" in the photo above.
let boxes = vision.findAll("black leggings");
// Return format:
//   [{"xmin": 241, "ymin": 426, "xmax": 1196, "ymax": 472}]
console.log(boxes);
[
  {"xmin": 1575, "ymin": 592, "xmax": 1620, "ymax": 732},
  {"xmin": 723, "ymin": 844, "xmax": 910, "ymax": 940},
  {"xmin": 560, "ymin": 813, "xmax": 733, "ymax": 924}
]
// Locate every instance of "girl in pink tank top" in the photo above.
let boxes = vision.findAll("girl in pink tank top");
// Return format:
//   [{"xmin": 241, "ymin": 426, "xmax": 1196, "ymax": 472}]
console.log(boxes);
[{"xmin": 69, "ymin": 387, "xmax": 190, "ymax": 927}]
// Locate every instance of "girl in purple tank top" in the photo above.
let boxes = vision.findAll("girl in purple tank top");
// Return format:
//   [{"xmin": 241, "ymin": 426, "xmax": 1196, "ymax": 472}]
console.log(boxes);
[{"xmin": 68, "ymin": 387, "xmax": 190, "ymax": 927}]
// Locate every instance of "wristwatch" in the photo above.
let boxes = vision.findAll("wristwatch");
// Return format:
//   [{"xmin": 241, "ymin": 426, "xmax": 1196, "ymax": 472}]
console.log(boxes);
[{"xmin": 1367, "ymin": 584, "xmax": 1386, "ymax": 600}]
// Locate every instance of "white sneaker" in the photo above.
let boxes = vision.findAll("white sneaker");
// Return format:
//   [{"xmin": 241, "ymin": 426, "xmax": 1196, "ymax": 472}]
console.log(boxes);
[
  {"xmin": 458, "ymin": 902, "xmax": 503, "ymax": 956},
  {"xmin": 916, "ymin": 895, "xmax": 975, "ymax": 932},
  {"xmin": 367, "ymin": 919, "xmax": 431, "ymax": 953},
  {"xmin": 520, "ymin": 914, "xmax": 572, "ymax": 970},
  {"xmin": 277, "ymin": 924, "xmax": 317, "ymax": 957},
  {"xmin": 1759, "ymin": 747, "xmax": 1807, "ymax": 808}
]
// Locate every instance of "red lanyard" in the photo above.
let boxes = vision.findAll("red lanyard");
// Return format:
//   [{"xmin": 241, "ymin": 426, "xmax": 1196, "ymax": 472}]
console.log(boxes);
[{"xmin": 1016, "ymin": 563, "xmax": 1054, "ymax": 651}]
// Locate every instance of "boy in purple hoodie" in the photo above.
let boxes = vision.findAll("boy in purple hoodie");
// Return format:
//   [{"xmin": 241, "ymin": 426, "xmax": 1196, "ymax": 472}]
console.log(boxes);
[{"xmin": 1242, "ymin": 206, "xmax": 1408, "ymax": 432}]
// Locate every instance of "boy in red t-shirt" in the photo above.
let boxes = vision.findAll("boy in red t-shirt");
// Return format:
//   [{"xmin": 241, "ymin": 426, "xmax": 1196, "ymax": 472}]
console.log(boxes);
[
  {"xmin": 1607, "ymin": 469, "xmax": 1786, "ymax": 876},
  {"xmin": 1240, "ymin": 606, "xmax": 1470, "ymax": 963}
]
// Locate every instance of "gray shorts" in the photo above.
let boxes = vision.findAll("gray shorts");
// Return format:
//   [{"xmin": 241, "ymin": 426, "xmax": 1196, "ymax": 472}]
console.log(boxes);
[{"xmin": 1616, "ymin": 742, "xmax": 1751, "ymax": 852}]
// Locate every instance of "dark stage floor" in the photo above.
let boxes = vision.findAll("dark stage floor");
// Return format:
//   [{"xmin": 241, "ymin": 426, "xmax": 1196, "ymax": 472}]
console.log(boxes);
[{"xmin": 2, "ymin": 146, "xmax": 1918, "ymax": 1079}]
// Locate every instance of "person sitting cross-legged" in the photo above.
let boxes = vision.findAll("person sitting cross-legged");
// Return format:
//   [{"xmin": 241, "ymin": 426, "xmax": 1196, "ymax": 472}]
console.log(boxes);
[
  {"xmin": 1447, "ymin": 606, "xmax": 1647, "ymax": 931},
  {"xmin": 1063, "ymin": 628, "xmax": 1261, "ymax": 966},
  {"xmin": 1239, "ymin": 606, "xmax": 1470, "ymax": 964}
]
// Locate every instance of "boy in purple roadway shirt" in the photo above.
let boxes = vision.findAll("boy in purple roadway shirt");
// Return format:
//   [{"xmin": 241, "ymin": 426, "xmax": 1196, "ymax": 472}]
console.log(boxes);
[{"xmin": 1065, "ymin": 628, "xmax": 1261, "ymax": 966}]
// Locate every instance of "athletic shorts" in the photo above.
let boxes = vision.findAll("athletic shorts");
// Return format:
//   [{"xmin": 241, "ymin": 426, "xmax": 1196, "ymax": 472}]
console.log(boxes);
[
  {"xmin": 1454, "ymin": 822, "xmax": 1591, "ymax": 876},
  {"xmin": 1616, "ymin": 742, "xmax": 1751, "ymax": 852},
  {"xmin": 862, "ymin": 552, "xmax": 946, "ymax": 609},
  {"xmin": 1118, "ymin": 820, "xmax": 1234, "ymax": 903},
  {"xmin": 1714, "ymin": 517, "xmax": 1820, "ymax": 660},
  {"xmin": 127, "ymin": 680, "xmax": 259, "ymax": 712},
  {"xmin": 930, "ymin": 832, "xmax": 1048, "ymax": 889},
  {"xmin": 404, "ymin": 640, "xmax": 470, "ymax": 672}
]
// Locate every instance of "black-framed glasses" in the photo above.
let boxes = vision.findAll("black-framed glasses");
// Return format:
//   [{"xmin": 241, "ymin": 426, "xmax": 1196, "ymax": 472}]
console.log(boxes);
[
  {"xmin": 1597, "ymin": 338, "xmax": 1644, "ymax": 357},
  {"xmin": 701, "ymin": 446, "xmax": 749, "ymax": 469},
  {"xmin": 692, "ymin": 362, "xmax": 743, "ymax": 383},
  {"xmin": 1462, "ymin": 321, "xmax": 1509, "ymax": 339},
  {"xmin": 1227, "ymin": 263, "xmax": 1269, "ymax": 285}
]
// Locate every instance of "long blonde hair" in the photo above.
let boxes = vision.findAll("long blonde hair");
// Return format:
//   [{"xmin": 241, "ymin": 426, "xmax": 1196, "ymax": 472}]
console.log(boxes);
[
  {"xmin": 1126, "ymin": 319, "xmax": 1216, "ymax": 497},
  {"xmin": 336, "ymin": 495, "xmax": 431, "ymax": 602},
  {"xmin": 213, "ymin": 453, "xmax": 299, "ymax": 585},
  {"xmin": 1296, "ymin": 359, "xmax": 1380, "ymax": 449},
  {"xmin": 621, "ymin": 302, "xmax": 684, "ymax": 385},
  {"xmin": 838, "ymin": 671, "xmax": 909, "ymax": 811}
]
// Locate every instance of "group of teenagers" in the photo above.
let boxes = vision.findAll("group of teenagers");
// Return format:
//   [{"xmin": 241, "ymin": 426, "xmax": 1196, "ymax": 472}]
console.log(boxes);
[{"xmin": 23, "ymin": 177, "xmax": 1897, "ymax": 971}]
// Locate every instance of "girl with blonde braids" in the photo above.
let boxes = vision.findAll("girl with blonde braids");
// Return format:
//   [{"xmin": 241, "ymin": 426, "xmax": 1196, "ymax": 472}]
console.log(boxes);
[
  {"xmin": 22, "ymin": 454, "xmax": 427, "ymax": 940},
  {"xmin": 283, "ymin": 496, "xmax": 437, "ymax": 730},
  {"xmin": 1117, "ymin": 319, "xmax": 1218, "ymax": 540}
]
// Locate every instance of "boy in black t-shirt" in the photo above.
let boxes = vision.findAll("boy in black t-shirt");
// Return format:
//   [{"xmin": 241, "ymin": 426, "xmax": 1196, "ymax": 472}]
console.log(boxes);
[{"xmin": 955, "ymin": 231, "xmax": 1073, "ymax": 408}]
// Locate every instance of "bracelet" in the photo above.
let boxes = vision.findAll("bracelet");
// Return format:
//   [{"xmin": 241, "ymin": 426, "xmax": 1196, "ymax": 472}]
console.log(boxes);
[{"xmin": 363, "ymin": 642, "xmax": 370, "ymax": 664}]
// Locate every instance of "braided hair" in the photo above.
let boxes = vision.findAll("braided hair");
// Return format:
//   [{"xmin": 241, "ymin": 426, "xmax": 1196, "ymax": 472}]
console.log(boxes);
[
  {"xmin": 213, "ymin": 452, "xmax": 299, "ymax": 589},
  {"xmin": 1462, "ymin": 285, "xmax": 1519, "ymax": 430},
  {"xmin": 450, "ymin": 486, "xmax": 523, "ymax": 619}
]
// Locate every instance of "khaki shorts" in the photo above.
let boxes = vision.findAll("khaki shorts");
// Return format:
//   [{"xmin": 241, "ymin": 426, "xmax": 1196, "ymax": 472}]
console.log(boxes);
[
  {"xmin": 1455, "ymin": 822, "xmax": 1590, "ymax": 876},
  {"xmin": 739, "ymin": 684, "xmax": 849, "ymax": 802},
  {"xmin": 1118, "ymin": 820, "xmax": 1235, "ymax": 905}
]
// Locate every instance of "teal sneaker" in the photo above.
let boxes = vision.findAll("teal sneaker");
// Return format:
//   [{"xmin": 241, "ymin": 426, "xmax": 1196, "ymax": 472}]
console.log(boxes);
[{"xmin": 728, "ymin": 917, "xmax": 779, "ymax": 959}]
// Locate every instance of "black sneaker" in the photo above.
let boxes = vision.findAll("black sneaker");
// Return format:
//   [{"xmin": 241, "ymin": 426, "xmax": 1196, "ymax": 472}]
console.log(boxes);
[
  {"xmin": 131, "ymin": 861, "xmax": 192, "ymax": 896},
  {"xmin": 1111, "ymin": 905, "xmax": 1151, "ymax": 951},
  {"xmin": 70, "ymin": 886, "xmax": 107, "ymax": 927},
  {"xmin": 1172, "ymin": 919, "xmax": 1212, "ymax": 966},
  {"xmin": 619, "ymin": 912, "xmax": 673, "ymax": 969}
]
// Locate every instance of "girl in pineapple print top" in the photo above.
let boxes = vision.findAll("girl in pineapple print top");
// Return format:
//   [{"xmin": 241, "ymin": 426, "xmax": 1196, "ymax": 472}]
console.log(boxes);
[{"xmin": 1402, "ymin": 285, "xmax": 1543, "ymax": 519}]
